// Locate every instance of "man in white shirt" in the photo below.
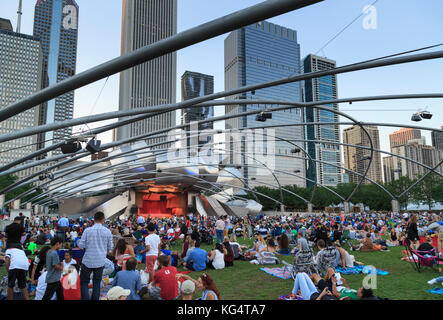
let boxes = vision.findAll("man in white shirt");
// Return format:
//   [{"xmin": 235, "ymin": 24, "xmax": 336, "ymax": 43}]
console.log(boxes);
[
  {"xmin": 143, "ymin": 223, "xmax": 161, "ymax": 283},
  {"xmin": 5, "ymin": 248, "xmax": 30, "ymax": 300},
  {"xmin": 215, "ymin": 217, "xmax": 225, "ymax": 244}
]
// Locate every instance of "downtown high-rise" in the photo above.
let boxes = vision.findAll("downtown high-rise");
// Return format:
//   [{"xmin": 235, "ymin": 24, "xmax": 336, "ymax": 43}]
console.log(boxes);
[
  {"xmin": 224, "ymin": 21, "xmax": 306, "ymax": 188},
  {"xmin": 0, "ymin": 20, "xmax": 44, "ymax": 178},
  {"xmin": 303, "ymin": 54, "xmax": 342, "ymax": 187},
  {"xmin": 343, "ymin": 125, "xmax": 383, "ymax": 184},
  {"xmin": 33, "ymin": 0, "xmax": 79, "ymax": 153},
  {"xmin": 181, "ymin": 71, "xmax": 214, "ymax": 150},
  {"xmin": 118, "ymin": 0, "xmax": 177, "ymax": 145}
]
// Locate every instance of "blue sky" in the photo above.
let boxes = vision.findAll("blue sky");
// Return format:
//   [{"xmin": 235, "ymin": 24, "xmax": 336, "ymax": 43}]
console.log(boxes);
[{"xmin": 1, "ymin": 0, "xmax": 442, "ymax": 155}]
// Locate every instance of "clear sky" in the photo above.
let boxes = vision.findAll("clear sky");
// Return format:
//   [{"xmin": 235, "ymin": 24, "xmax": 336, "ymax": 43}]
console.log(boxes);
[{"xmin": 1, "ymin": 0, "xmax": 442, "ymax": 158}]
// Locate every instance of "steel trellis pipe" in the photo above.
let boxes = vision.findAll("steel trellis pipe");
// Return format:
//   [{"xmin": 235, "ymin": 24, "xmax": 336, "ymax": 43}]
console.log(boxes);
[{"xmin": 0, "ymin": 0, "xmax": 322, "ymax": 122}]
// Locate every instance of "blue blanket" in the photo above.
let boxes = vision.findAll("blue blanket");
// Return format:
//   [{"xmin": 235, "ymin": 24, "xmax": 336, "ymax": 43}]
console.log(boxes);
[
  {"xmin": 426, "ymin": 287, "xmax": 443, "ymax": 296},
  {"xmin": 336, "ymin": 265, "xmax": 389, "ymax": 275}
]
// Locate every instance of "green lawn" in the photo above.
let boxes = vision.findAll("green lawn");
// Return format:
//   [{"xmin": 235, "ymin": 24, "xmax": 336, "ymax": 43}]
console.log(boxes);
[
  {"xmin": 165, "ymin": 238, "xmax": 443, "ymax": 300},
  {"xmin": 2, "ymin": 239, "xmax": 442, "ymax": 300}
]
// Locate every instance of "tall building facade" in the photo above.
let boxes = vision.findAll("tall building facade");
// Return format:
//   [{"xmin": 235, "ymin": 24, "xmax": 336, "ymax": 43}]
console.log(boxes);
[
  {"xmin": 342, "ymin": 125, "xmax": 383, "ymax": 184},
  {"xmin": 33, "ymin": 0, "xmax": 79, "ymax": 153},
  {"xmin": 389, "ymin": 128, "xmax": 421, "ymax": 148},
  {"xmin": 383, "ymin": 140, "xmax": 443, "ymax": 183},
  {"xmin": 181, "ymin": 71, "xmax": 214, "ymax": 150},
  {"xmin": 431, "ymin": 126, "xmax": 443, "ymax": 150},
  {"xmin": 0, "ymin": 25, "xmax": 43, "ymax": 178},
  {"xmin": 303, "ymin": 54, "xmax": 341, "ymax": 187},
  {"xmin": 224, "ymin": 21, "xmax": 305, "ymax": 188},
  {"xmin": 118, "ymin": 0, "xmax": 177, "ymax": 145}
]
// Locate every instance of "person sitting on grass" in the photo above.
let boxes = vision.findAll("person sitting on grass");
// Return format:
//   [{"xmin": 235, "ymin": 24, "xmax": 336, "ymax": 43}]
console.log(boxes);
[
  {"xmin": 160, "ymin": 242, "xmax": 179, "ymax": 267},
  {"xmin": 180, "ymin": 279, "xmax": 196, "ymax": 300},
  {"xmin": 183, "ymin": 240, "xmax": 209, "ymax": 271},
  {"xmin": 62, "ymin": 250, "xmax": 77, "ymax": 274},
  {"xmin": 251, "ymin": 238, "xmax": 279, "ymax": 265},
  {"xmin": 26, "ymin": 237, "xmax": 38, "ymax": 255},
  {"xmin": 277, "ymin": 233, "xmax": 290, "ymax": 255},
  {"xmin": 176, "ymin": 273, "xmax": 220, "ymax": 300},
  {"xmin": 105, "ymin": 286, "xmax": 130, "ymax": 300},
  {"xmin": 223, "ymin": 241, "xmax": 235, "ymax": 267},
  {"xmin": 149, "ymin": 255, "xmax": 180, "ymax": 300},
  {"xmin": 207, "ymin": 243, "xmax": 226, "ymax": 270},
  {"xmin": 113, "ymin": 238, "xmax": 135, "ymax": 272},
  {"xmin": 112, "ymin": 257, "xmax": 142, "ymax": 300},
  {"xmin": 333, "ymin": 241, "xmax": 354, "ymax": 268},
  {"xmin": 387, "ymin": 228, "xmax": 399, "ymax": 246}
]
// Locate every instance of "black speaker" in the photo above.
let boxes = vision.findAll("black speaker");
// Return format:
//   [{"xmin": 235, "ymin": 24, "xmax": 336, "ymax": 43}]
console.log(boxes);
[
  {"xmin": 60, "ymin": 141, "xmax": 82, "ymax": 154},
  {"xmin": 86, "ymin": 139, "xmax": 101, "ymax": 154},
  {"xmin": 160, "ymin": 195, "xmax": 167, "ymax": 201},
  {"xmin": 130, "ymin": 205, "xmax": 138, "ymax": 214}
]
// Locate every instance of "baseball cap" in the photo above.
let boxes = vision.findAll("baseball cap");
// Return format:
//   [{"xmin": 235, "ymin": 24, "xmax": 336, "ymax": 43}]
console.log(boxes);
[
  {"xmin": 180, "ymin": 280, "xmax": 195, "ymax": 295},
  {"xmin": 106, "ymin": 286, "xmax": 131, "ymax": 300}
]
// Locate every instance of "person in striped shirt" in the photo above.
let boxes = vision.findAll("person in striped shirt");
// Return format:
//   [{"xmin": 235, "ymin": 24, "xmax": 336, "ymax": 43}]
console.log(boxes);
[{"xmin": 78, "ymin": 211, "xmax": 113, "ymax": 300}]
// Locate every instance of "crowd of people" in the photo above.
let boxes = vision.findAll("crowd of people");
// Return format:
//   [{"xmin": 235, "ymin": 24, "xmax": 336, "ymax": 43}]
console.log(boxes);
[{"xmin": 0, "ymin": 209, "xmax": 442, "ymax": 300}]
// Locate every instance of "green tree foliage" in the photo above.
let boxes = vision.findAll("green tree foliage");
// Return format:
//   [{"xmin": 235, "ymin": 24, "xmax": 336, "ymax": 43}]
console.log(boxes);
[
  {"xmin": 0, "ymin": 174, "xmax": 37, "ymax": 204},
  {"xmin": 409, "ymin": 173, "xmax": 443, "ymax": 211}
]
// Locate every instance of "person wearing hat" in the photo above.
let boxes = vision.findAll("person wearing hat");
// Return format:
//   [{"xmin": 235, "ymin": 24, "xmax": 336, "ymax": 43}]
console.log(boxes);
[
  {"xmin": 180, "ymin": 280, "xmax": 195, "ymax": 300},
  {"xmin": 106, "ymin": 286, "xmax": 130, "ymax": 300}
]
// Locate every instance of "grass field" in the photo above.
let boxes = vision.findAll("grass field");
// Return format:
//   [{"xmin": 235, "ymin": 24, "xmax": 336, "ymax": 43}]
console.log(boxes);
[{"xmin": 2, "ymin": 238, "xmax": 442, "ymax": 300}]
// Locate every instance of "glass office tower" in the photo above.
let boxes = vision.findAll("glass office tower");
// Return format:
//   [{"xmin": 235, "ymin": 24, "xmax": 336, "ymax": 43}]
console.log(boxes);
[
  {"xmin": 303, "ymin": 54, "xmax": 342, "ymax": 187},
  {"xmin": 224, "ymin": 21, "xmax": 305, "ymax": 188},
  {"xmin": 0, "ymin": 25, "xmax": 43, "ymax": 178},
  {"xmin": 33, "ymin": 0, "xmax": 79, "ymax": 153},
  {"xmin": 181, "ymin": 71, "xmax": 214, "ymax": 150},
  {"xmin": 118, "ymin": 0, "xmax": 177, "ymax": 145}
]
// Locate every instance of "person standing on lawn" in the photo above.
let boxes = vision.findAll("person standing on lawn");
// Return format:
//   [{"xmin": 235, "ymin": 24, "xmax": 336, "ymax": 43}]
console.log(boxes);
[
  {"xmin": 215, "ymin": 216, "xmax": 225, "ymax": 244},
  {"xmin": 4, "ymin": 246, "xmax": 30, "ymax": 300},
  {"xmin": 78, "ymin": 211, "xmax": 113, "ymax": 300},
  {"xmin": 4, "ymin": 216, "xmax": 25, "ymax": 249},
  {"xmin": 42, "ymin": 237, "xmax": 64, "ymax": 300},
  {"xmin": 143, "ymin": 222, "xmax": 161, "ymax": 284}
]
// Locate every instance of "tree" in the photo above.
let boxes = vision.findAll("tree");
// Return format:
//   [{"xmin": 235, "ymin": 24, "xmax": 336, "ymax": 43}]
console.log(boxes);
[
  {"xmin": 0, "ymin": 174, "xmax": 36, "ymax": 204},
  {"xmin": 410, "ymin": 173, "xmax": 443, "ymax": 211},
  {"xmin": 385, "ymin": 176, "xmax": 413, "ymax": 210}
]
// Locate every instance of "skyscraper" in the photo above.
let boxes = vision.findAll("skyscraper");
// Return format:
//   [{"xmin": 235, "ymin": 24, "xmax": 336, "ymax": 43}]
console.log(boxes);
[
  {"xmin": 224, "ymin": 21, "xmax": 305, "ymax": 188},
  {"xmin": 431, "ymin": 126, "xmax": 443, "ymax": 150},
  {"xmin": 118, "ymin": 0, "xmax": 177, "ymax": 145},
  {"xmin": 389, "ymin": 128, "xmax": 421, "ymax": 148},
  {"xmin": 303, "ymin": 54, "xmax": 341, "ymax": 187},
  {"xmin": 0, "ymin": 22, "xmax": 43, "ymax": 178},
  {"xmin": 33, "ymin": 0, "xmax": 79, "ymax": 153},
  {"xmin": 384, "ymin": 140, "xmax": 443, "ymax": 182},
  {"xmin": 342, "ymin": 125, "xmax": 383, "ymax": 184},
  {"xmin": 181, "ymin": 71, "xmax": 214, "ymax": 150}
]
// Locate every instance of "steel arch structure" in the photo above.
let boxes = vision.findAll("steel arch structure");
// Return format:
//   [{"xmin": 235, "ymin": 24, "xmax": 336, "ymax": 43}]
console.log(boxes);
[{"xmin": 0, "ymin": 0, "xmax": 442, "ymax": 215}]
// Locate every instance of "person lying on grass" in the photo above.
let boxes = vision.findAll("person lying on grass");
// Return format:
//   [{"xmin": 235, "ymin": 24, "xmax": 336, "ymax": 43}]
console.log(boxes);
[{"xmin": 287, "ymin": 272, "xmax": 338, "ymax": 300}]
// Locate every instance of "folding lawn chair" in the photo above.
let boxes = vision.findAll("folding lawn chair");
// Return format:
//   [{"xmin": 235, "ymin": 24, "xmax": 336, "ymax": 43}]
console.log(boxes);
[
  {"xmin": 403, "ymin": 239, "xmax": 443, "ymax": 273},
  {"xmin": 283, "ymin": 249, "xmax": 318, "ymax": 279}
]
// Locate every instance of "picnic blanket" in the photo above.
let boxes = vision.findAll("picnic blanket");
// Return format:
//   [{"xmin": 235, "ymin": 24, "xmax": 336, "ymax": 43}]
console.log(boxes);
[
  {"xmin": 260, "ymin": 267, "xmax": 292, "ymax": 280},
  {"xmin": 335, "ymin": 265, "xmax": 389, "ymax": 275},
  {"xmin": 278, "ymin": 294, "xmax": 303, "ymax": 300},
  {"xmin": 426, "ymin": 287, "xmax": 443, "ymax": 296}
]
